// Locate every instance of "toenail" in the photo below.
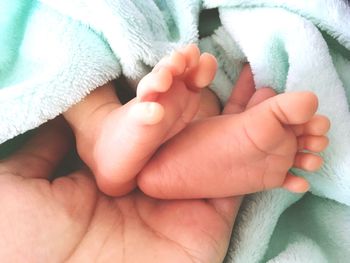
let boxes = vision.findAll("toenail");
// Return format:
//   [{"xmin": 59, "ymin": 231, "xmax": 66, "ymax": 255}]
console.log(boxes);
[{"xmin": 139, "ymin": 102, "xmax": 164, "ymax": 124}]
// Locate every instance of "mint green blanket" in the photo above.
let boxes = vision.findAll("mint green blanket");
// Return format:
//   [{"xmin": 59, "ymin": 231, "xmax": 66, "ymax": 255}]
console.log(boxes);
[{"xmin": 1, "ymin": 1, "xmax": 350, "ymax": 262}]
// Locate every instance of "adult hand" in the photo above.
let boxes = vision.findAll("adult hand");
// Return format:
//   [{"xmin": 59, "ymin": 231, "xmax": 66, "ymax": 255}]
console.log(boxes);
[{"xmin": 0, "ymin": 118, "xmax": 239, "ymax": 263}]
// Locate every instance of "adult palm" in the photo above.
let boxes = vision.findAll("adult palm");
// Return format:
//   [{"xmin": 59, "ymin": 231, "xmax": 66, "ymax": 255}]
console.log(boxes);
[{"xmin": 0, "ymin": 119, "xmax": 239, "ymax": 263}]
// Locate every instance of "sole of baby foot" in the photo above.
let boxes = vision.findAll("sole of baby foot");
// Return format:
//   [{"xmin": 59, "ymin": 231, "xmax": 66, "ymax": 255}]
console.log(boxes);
[
  {"xmin": 88, "ymin": 45, "xmax": 217, "ymax": 196},
  {"xmin": 239, "ymin": 91, "xmax": 329, "ymax": 193},
  {"xmin": 225, "ymin": 86, "xmax": 316, "ymax": 194}
]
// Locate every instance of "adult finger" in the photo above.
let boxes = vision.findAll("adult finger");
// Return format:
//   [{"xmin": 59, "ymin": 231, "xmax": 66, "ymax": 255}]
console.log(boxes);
[
  {"xmin": 222, "ymin": 64, "xmax": 256, "ymax": 114},
  {"xmin": 245, "ymin": 87, "xmax": 276, "ymax": 109},
  {"xmin": 1, "ymin": 117, "xmax": 73, "ymax": 179}
]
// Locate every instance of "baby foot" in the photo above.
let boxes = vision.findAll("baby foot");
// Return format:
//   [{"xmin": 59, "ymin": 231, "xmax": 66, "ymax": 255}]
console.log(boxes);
[
  {"xmin": 237, "ymin": 91, "xmax": 330, "ymax": 193},
  {"xmin": 74, "ymin": 45, "xmax": 217, "ymax": 196},
  {"xmin": 138, "ymin": 91, "xmax": 330, "ymax": 198}
]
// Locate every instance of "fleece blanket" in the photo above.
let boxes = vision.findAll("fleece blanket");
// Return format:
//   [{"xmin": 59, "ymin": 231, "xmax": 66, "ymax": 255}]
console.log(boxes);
[
  {"xmin": 201, "ymin": 1, "xmax": 350, "ymax": 262},
  {"xmin": 1, "ymin": 0, "xmax": 350, "ymax": 262}
]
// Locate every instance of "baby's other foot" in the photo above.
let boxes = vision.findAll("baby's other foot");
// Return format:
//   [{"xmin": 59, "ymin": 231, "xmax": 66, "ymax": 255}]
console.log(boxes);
[
  {"xmin": 71, "ymin": 45, "xmax": 217, "ymax": 196},
  {"xmin": 138, "ymin": 90, "xmax": 330, "ymax": 198}
]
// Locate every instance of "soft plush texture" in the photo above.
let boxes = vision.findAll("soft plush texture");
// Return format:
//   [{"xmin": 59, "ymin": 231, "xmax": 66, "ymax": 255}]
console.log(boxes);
[
  {"xmin": 1, "ymin": 0, "xmax": 350, "ymax": 262},
  {"xmin": 0, "ymin": 0, "xmax": 201, "ymax": 143},
  {"xmin": 201, "ymin": 1, "xmax": 350, "ymax": 262}
]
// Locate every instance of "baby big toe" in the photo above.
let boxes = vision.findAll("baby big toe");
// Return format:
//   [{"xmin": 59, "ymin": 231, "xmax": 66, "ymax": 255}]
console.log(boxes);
[
  {"xmin": 270, "ymin": 92, "xmax": 318, "ymax": 125},
  {"xmin": 129, "ymin": 101, "xmax": 165, "ymax": 125}
]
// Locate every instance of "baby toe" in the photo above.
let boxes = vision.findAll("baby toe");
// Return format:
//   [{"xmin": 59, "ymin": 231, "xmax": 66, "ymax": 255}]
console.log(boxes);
[
  {"xmin": 305, "ymin": 115, "xmax": 330, "ymax": 135},
  {"xmin": 137, "ymin": 68, "xmax": 173, "ymax": 101},
  {"xmin": 293, "ymin": 152, "xmax": 323, "ymax": 172},
  {"xmin": 153, "ymin": 51, "xmax": 186, "ymax": 76},
  {"xmin": 185, "ymin": 53, "xmax": 217, "ymax": 90},
  {"xmin": 179, "ymin": 44, "xmax": 200, "ymax": 69},
  {"xmin": 292, "ymin": 115, "xmax": 330, "ymax": 136},
  {"xmin": 282, "ymin": 173, "xmax": 310, "ymax": 193},
  {"xmin": 297, "ymin": 135, "xmax": 329, "ymax": 152}
]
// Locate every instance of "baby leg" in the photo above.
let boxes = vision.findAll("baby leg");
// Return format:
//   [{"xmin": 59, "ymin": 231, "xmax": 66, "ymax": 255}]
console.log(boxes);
[{"xmin": 64, "ymin": 44, "xmax": 217, "ymax": 196}]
